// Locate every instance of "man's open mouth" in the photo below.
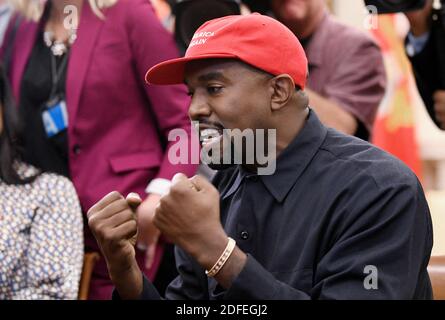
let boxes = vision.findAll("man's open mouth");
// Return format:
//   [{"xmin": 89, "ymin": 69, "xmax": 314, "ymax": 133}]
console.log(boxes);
[{"xmin": 199, "ymin": 124, "xmax": 225, "ymax": 148}]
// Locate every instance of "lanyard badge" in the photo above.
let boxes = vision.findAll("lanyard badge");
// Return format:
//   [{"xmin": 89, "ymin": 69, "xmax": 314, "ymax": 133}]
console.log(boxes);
[
  {"xmin": 41, "ymin": 95, "xmax": 68, "ymax": 138},
  {"xmin": 41, "ymin": 52, "xmax": 69, "ymax": 138}
]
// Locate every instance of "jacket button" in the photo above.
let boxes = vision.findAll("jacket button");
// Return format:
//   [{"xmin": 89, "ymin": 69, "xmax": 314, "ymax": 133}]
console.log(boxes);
[
  {"xmin": 240, "ymin": 231, "xmax": 249, "ymax": 240},
  {"xmin": 73, "ymin": 145, "xmax": 81, "ymax": 155}
]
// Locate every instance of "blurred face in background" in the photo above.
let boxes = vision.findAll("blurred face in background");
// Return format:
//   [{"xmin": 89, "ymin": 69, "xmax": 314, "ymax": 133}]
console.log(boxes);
[{"xmin": 271, "ymin": 0, "xmax": 326, "ymax": 36}]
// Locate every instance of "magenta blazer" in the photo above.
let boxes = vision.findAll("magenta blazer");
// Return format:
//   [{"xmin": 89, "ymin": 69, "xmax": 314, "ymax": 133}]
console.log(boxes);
[{"xmin": 3, "ymin": 0, "xmax": 197, "ymax": 299}]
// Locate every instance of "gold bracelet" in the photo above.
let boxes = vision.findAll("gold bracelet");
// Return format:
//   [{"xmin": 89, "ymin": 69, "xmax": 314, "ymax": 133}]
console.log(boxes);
[{"xmin": 205, "ymin": 237, "xmax": 236, "ymax": 278}]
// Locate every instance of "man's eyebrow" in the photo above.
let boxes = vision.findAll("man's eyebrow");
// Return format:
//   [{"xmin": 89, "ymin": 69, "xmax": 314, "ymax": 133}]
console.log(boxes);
[
  {"xmin": 184, "ymin": 71, "xmax": 229, "ymax": 87},
  {"xmin": 198, "ymin": 71, "xmax": 227, "ymax": 82}
]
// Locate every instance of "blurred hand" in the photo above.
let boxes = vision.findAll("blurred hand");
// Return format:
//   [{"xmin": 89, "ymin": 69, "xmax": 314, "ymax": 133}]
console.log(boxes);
[
  {"xmin": 404, "ymin": 0, "xmax": 433, "ymax": 36},
  {"xmin": 434, "ymin": 90, "xmax": 445, "ymax": 129},
  {"xmin": 87, "ymin": 191, "xmax": 141, "ymax": 274},
  {"xmin": 137, "ymin": 193, "xmax": 162, "ymax": 270},
  {"xmin": 154, "ymin": 173, "xmax": 227, "ymax": 261}
]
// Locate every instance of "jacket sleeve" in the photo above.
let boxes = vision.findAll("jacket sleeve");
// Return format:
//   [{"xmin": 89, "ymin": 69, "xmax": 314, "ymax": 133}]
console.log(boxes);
[{"xmin": 125, "ymin": 0, "xmax": 198, "ymax": 181}]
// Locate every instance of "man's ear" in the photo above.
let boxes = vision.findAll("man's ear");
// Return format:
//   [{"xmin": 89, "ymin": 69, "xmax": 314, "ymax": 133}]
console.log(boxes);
[{"xmin": 270, "ymin": 75, "xmax": 295, "ymax": 111}]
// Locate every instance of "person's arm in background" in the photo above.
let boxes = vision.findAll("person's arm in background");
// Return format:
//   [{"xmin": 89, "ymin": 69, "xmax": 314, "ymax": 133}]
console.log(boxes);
[
  {"xmin": 13, "ymin": 176, "xmax": 84, "ymax": 299},
  {"xmin": 306, "ymin": 89, "xmax": 358, "ymax": 136},
  {"xmin": 310, "ymin": 37, "xmax": 386, "ymax": 140},
  {"xmin": 124, "ymin": 0, "xmax": 198, "ymax": 268},
  {"xmin": 405, "ymin": 0, "xmax": 445, "ymax": 129}
]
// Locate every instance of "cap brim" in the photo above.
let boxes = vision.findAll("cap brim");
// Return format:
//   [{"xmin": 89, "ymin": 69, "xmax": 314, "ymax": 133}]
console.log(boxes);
[{"xmin": 145, "ymin": 53, "xmax": 238, "ymax": 85}]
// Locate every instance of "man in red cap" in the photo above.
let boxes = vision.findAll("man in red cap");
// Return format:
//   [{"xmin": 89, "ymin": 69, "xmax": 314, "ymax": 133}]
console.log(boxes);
[{"xmin": 87, "ymin": 14, "xmax": 432, "ymax": 300}]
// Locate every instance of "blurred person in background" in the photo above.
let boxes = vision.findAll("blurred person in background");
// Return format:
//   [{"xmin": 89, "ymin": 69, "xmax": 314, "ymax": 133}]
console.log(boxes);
[
  {"xmin": 151, "ymin": 0, "xmax": 176, "ymax": 31},
  {"xmin": 404, "ymin": 0, "xmax": 445, "ymax": 129},
  {"xmin": 171, "ymin": 0, "xmax": 242, "ymax": 54},
  {"xmin": 0, "ymin": 65, "xmax": 83, "ymax": 299},
  {"xmin": 271, "ymin": 0, "xmax": 386, "ymax": 141},
  {"xmin": 1, "ymin": 0, "xmax": 197, "ymax": 299}
]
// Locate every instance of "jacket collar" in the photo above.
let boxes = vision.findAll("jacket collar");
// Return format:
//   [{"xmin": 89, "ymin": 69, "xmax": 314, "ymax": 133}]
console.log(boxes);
[{"xmin": 66, "ymin": 3, "xmax": 105, "ymax": 131}]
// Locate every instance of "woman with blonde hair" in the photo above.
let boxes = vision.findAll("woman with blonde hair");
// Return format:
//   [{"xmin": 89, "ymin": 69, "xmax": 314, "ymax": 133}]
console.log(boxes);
[{"xmin": 1, "ymin": 0, "xmax": 196, "ymax": 299}]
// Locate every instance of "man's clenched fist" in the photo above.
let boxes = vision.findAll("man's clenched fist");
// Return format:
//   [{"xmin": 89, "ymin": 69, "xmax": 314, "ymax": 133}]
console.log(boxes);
[
  {"xmin": 87, "ymin": 191, "xmax": 142, "ymax": 275},
  {"xmin": 154, "ymin": 173, "xmax": 228, "ymax": 266}
]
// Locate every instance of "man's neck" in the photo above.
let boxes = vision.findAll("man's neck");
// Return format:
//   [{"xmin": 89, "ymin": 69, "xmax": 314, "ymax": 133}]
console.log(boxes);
[
  {"xmin": 241, "ymin": 107, "xmax": 309, "ymax": 174},
  {"xmin": 275, "ymin": 107, "xmax": 309, "ymax": 158}
]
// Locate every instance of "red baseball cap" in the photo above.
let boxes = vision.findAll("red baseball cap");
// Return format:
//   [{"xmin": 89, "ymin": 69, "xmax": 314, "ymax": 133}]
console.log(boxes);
[{"xmin": 145, "ymin": 13, "xmax": 308, "ymax": 89}]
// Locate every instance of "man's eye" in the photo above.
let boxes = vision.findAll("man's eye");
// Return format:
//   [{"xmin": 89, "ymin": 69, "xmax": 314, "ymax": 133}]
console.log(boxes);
[
  {"xmin": 187, "ymin": 91, "xmax": 194, "ymax": 97},
  {"xmin": 207, "ymin": 86, "xmax": 223, "ymax": 94}
]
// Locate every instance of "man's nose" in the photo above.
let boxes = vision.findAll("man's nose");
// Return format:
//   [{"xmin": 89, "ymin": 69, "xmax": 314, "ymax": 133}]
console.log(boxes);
[{"xmin": 188, "ymin": 95, "xmax": 211, "ymax": 120}]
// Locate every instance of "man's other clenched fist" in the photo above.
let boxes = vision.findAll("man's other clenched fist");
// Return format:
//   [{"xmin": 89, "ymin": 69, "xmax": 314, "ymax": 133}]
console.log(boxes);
[
  {"xmin": 153, "ymin": 173, "xmax": 228, "ymax": 265},
  {"xmin": 87, "ymin": 191, "xmax": 142, "ymax": 274}
]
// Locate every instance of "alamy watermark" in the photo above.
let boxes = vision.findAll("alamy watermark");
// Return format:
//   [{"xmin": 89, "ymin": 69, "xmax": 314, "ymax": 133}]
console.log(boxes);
[
  {"xmin": 363, "ymin": 265, "xmax": 379, "ymax": 290},
  {"xmin": 63, "ymin": 5, "xmax": 79, "ymax": 31}
]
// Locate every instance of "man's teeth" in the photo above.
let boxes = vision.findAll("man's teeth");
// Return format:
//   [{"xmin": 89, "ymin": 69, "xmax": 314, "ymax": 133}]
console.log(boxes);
[{"xmin": 201, "ymin": 128, "xmax": 221, "ymax": 143}]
